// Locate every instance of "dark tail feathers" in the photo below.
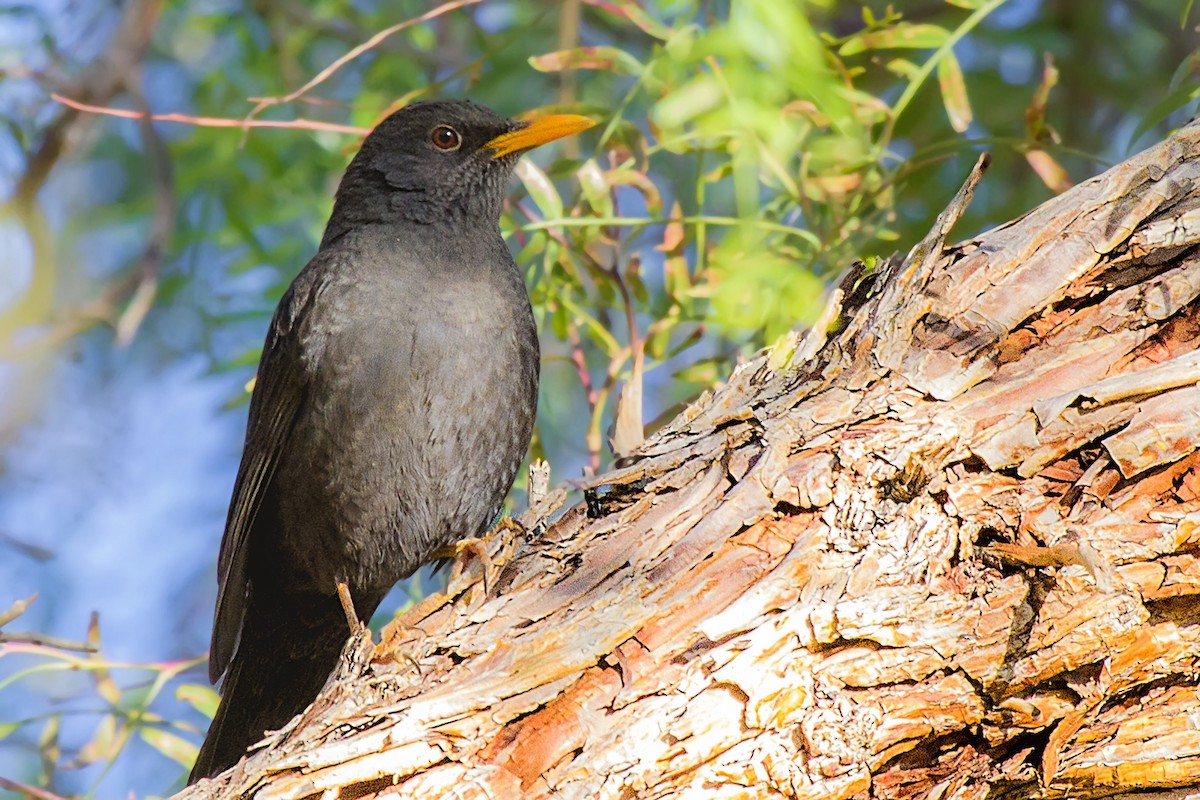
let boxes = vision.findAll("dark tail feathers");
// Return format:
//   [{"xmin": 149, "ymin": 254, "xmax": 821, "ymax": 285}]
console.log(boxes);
[{"xmin": 188, "ymin": 591, "xmax": 362, "ymax": 783}]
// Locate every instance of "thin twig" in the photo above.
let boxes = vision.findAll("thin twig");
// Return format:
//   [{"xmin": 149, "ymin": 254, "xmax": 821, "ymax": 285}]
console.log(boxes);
[
  {"xmin": 14, "ymin": 0, "xmax": 162, "ymax": 209},
  {"xmin": 0, "ymin": 777, "xmax": 70, "ymax": 800},
  {"xmin": 0, "ymin": 594, "xmax": 37, "ymax": 628},
  {"xmin": 241, "ymin": 0, "xmax": 483, "ymax": 127},
  {"xmin": 50, "ymin": 94, "xmax": 370, "ymax": 135},
  {"xmin": 0, "ymin": 632, "xmax": 99, "ymax": 653}
]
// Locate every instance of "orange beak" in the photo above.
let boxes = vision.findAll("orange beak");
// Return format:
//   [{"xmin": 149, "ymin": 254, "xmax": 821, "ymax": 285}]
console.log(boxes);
[{"xmin": 485, "ymin": 114, "xmax": 595, "ymax": 159}]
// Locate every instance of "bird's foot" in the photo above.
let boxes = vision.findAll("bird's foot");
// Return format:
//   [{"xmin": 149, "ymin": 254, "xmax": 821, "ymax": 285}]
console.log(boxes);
[
  {"xmin": 436, "ymin": 535, "xmax": 495, "ymax": 598},
  {"xmin": 374, "ymin": 589, "xmax": 452, "ymax": 671},
  {"xmin": 374, "ymin": 618, "xmax": 424, "ymax": 672},
  {"xmin": 433, "ymin": 518, "xmax": 527, "ymax": 599}
]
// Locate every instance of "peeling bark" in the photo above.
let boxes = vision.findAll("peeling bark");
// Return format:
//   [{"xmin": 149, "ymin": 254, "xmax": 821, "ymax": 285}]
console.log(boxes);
[{"xmin": 181, "ymin": 119, "xmax": 1200, "ymax": 800}]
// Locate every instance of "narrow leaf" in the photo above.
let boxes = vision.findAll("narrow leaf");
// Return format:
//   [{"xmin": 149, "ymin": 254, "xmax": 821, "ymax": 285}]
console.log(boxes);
[
  {"xmin": 74, "ymin": 714, "xmax": 124, "ymax": 767},
  {"xmin": 840, "ymin": 23, "xmax": 949, "ymax": 56},
  {"xmin": 606, "ymin": 0, "xmax": 672, "ymax": 39},
  {"xmin": 608, "ymin": 376, "xmax": 645, "ymax": 458},
  {"xmin": 576, "ymin": 160, "xmax": 613, "ymax": 218},
  {"xmin": 1128, "ymin": 81, "xmax": 1200, "ymax": 148},
  {"xmin": 1025, "ymin": 150, "xmax": 1072, "ymax": 193},
  {"xmin": 176, "ymin": 681, "xmax": 222, "ymax": 719},
  {"xmin": 515, "ymin": 160, "xmax": 563, "ymax": 221},
  {"xmin": 1025, "ymin": 53, "xmax": 1060, "ymax": 142},
  {"xmin": 86, "ymin": 613, "xmax": 122, "ymax": 706},
  {"xmin": 937, "ymin": 51, "xmax": 972, "ymax": 132},
  {"xmin": 140, "ymin": 727, "xmax": 199, "ymax": 768},
  {"xmin": 656, "ymin": 202, "xmax": 685, "ymax": 253},
  {"xmin": 529, "ymin": 46, "xmax": 643, "ymax": 75}
]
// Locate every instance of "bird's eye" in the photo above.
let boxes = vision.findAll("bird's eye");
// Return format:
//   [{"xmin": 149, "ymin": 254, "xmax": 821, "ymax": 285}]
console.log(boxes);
[{"xmin": 431, "ymin": 125, "xmax": 462, "ymax": 151}]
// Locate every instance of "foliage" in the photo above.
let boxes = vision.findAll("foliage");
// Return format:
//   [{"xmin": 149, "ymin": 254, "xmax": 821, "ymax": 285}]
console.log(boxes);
[{"xmin": 0, "ymin": 0, "xmax": 1197, "ymax": 796}]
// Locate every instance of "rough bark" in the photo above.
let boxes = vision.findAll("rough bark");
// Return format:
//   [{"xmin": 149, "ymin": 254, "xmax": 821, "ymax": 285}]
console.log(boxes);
[{"xmin": 181, "ymin": 118, "xmax": 1200, "ymax": 800}]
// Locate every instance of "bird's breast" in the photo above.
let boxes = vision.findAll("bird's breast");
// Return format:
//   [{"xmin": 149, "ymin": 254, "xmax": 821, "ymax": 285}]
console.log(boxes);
[{"xmin": 276, "ymin": 261, "xmax": 538, "ymax": 594}]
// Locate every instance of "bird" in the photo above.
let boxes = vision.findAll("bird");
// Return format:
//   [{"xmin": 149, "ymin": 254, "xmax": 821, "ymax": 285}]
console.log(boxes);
[{"xmin": 188, "ymin": 100, "xmax": 594, "ymax": 783}]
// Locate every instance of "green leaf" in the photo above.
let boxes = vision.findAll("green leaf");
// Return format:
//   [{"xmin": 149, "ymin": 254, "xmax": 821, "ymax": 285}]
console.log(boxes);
[
  {"xmin": 561, "ymin": 295, "xmax": 621, "ymax": 357},
  {"xmin": 654, "ymin": 75, "xmax": 723, "ymax": 129},
  {"xmin": 883, "ymin": 0, "xmax": 1006, "ymax": 132},
  {"xmin": 176, "ymin": 683, "xmax": 221, "ymax": 720},
  {"xmin": 549, "ymin": 302, "xmax": 569, "ymax": 341},
  {"xmin": 140, "ymin": 727, "xmax": 199, "ymax": 768},
  {"xmin": 576, "ymin": 160, "xmax": 613, "ymax": 218},
  {"xmin": 606, "ymin": 167, "xmax": 663, "ymax": 216},
  {"xmin": 1128, "ymin": 81, "xmax": 1200, "ymax": 148},
  {"xmin": 514, "ymin": 235, "xmax": 547, "ymax": 264},
  {"xmin": 645, "ymin": 318, "xmax": 675, "ymax": 360},
  {"xmin": 38, "ymin": 715, "xmax": 60, "ymax": 780},
  {"xmin": 514, "ymin": 160, "xmax": 563, "ymax": 221},
  {"xmin": 674, "ymin": 358, "xmax": 722, "ymax": 386},
  {"xmin": 885, "ymin": 57, "xmax": 921, "ymax": 80},
  {"xmin": 839, "ymin": 23, "xmax": 949, "ymax": 56},
  {"xmin": 87, "ymin": 614, "xmax": 122, "ymax": 706}
]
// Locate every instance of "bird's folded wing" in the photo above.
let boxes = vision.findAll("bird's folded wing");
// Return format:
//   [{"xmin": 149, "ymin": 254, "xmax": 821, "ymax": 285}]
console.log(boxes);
[{"xmin": 208, "ymin": 263, "xmax": 326, "ymax": 683}]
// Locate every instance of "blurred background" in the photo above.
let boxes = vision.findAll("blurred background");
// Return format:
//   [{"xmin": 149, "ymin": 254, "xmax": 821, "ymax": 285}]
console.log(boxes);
[{"xmin": 1, "ymin": 0, "xmax": 1197, "ymax": 796}]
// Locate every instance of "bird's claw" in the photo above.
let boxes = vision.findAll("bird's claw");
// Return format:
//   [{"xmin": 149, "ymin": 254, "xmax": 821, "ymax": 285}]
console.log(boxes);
[{"xmin": 436, "ymin": 536, "xmax": 495, "ymax": 597}]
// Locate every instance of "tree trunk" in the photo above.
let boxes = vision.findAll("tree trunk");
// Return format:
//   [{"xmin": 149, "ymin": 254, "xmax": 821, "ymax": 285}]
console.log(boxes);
[{"xmin": 180, "ymin": 119, "xmax": 1200, "ymax": 800}]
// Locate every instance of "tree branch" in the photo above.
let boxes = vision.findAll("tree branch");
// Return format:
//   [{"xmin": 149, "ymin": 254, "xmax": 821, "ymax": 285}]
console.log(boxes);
[{"xmin": 181, "ymin": 118, "xmax": 1200, "ymax": 800}]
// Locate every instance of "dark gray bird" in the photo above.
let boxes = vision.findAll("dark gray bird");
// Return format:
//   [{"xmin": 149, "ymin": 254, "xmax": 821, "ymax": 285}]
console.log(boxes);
[{"xmin": 189, "ymin": 100, "xmax": 593, "ymax": 782}]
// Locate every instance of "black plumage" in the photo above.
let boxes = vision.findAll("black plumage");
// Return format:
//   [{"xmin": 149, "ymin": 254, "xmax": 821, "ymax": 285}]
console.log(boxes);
[{"xmin": 189, "ymin": 100, "xmax": 592, "ymax": 782}]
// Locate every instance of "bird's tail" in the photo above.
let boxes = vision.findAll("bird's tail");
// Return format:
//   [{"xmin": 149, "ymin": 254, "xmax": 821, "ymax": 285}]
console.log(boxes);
[{"xmin": 188, "ymin": 590, "xmax": 364, "ymax": 783}]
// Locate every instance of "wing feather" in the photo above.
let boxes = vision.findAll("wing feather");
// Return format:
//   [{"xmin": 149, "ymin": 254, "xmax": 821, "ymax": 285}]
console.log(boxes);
[{"xmin": 208, "ymin": 264, "xmax": 326, "ymax": 683}]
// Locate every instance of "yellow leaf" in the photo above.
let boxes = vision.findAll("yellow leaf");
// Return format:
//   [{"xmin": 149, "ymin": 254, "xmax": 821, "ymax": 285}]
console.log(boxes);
[
  {"xmin": 1025, "ymin": 150, "xmax": 1073, "ymax": 193},
  {"xmin": 937, "ymin": 52, "xmax": 972, "ymax": 132}
]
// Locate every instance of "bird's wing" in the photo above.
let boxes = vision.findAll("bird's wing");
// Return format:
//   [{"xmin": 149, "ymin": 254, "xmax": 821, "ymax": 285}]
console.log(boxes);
[{"xmin": 208, "ymin": 263, "xmax": 326, "ymax": 683}]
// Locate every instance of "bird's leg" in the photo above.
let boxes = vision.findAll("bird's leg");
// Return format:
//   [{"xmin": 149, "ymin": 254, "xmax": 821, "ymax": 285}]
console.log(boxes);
[{"xmin": 336, "ymin": 581, "xmax": 363, "ymax": 635}]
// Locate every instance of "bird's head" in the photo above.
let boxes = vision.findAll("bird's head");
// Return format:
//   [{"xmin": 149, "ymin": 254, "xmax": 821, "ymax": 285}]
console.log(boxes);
[{"xmin": 325, "ymin": 99, "xmax": 593, "ymax": 239}]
